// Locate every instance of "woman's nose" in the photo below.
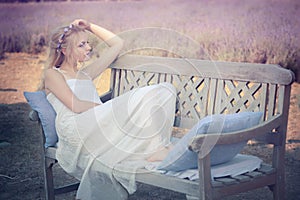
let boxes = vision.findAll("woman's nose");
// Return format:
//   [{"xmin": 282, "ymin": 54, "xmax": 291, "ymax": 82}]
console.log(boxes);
[{"xmin": 86, "ymin": 43, "xmax": 92, "ymax": 51}]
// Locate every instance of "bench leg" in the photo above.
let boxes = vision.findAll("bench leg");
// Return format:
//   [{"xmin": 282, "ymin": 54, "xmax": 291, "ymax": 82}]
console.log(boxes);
[
  {"xmin": 44, "ymin": 157, "xmax": 56, "ymax": 200},
  {"xmin": 272, "ymin": 173, "xmax": 285, "ymax": 200},
  {"xmin": 272, "ymin": 138, "xmax": 286, "ymax": 200}
]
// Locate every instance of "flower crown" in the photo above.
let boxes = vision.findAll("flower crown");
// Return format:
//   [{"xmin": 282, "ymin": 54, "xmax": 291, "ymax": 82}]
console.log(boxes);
[{"xmin": 56, "ymin": 24, "xmax": 73, "ymax": 52}]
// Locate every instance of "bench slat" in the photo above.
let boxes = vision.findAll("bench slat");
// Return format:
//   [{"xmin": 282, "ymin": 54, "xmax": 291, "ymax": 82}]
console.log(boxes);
[
  {"xmin": 231, "ymin": 175, "xmax": 251, "ymax": 182},
  {"xmin": 258, "ymin": 163, "xmax": 276, "ymax": 174},
  {"xmin": 135, "ymin": 169, "xmax": 200, "ymax": 197},
  {"xmin": 111, "ymin": 55, "xmax": 294, "ymax": 85}
]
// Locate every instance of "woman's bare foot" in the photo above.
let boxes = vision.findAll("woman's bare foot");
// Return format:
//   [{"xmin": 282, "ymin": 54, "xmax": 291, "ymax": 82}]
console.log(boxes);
[{"xmin": 147, "ymin": 144, "xmax": 174, "ymax": 162}]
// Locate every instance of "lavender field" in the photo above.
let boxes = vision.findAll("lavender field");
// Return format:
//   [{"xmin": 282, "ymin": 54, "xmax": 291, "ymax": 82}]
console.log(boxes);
[{"xmin": 0, "ymin": 0, "xmax": 299, "ymax": 81}]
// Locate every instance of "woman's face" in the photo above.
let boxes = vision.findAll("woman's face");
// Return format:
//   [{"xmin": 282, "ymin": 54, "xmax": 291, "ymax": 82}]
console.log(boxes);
[{"xmin": 72, "ymin": 32, "xmax": 92, "ymax": 62}]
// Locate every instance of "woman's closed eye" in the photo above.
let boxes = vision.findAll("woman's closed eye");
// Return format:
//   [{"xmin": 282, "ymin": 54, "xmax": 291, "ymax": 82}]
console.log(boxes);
[{"xmin": 78, "ymin": 41, "xmax": 89, "ymax": 48}]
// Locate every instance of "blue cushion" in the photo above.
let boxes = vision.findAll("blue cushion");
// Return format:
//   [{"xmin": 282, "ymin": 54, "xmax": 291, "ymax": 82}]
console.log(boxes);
[
  {"xmin": 24, "ymin": 91, "xmax": 58, "ymax": 148},
  {"xmin": 157, "ymin": 112, "xmax": 263, "ymax": 172}
]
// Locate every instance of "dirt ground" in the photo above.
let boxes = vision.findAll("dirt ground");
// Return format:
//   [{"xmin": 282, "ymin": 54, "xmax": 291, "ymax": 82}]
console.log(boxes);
[{"xmin": 0, "ymin": 52, "xmax": 299, "ymax": 199}]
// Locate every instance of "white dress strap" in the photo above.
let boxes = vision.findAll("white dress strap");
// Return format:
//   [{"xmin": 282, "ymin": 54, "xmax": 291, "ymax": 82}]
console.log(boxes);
[
  {"xmin": 52, "ymin": 67, "xmax": 69, "ymax": 80},
  {"xmin": 52, "ymin": 67, "xmax": 91, "ymax": 80},
  {"xmin": 52, "ymin": 67, "xmax": 65, "ymax": 74},
  {"xmin": 79, "ymin": 70, "xmax": 92, "ymax": 80}
]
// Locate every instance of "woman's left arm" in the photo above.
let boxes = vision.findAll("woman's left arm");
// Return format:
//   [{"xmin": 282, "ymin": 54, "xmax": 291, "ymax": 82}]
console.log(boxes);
[{"xmin": 74, "ymin": 19, "xmax": 124, "ymax": 80}]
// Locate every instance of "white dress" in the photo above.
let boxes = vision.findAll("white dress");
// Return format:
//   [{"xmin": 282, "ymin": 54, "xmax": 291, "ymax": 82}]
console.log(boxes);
[{"xmin": 47, "ymin": 72, "xmax": 176, "ymax": 200}]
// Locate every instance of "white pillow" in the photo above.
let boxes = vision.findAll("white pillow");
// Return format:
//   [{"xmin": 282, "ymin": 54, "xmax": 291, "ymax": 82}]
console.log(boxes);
[{"xmin": 157, "ymin": 112, "xmax": 263, "ymax": 172}]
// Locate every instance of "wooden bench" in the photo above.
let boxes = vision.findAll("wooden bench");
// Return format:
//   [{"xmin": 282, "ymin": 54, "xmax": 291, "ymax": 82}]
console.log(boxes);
[{"xmin": 29, "ymin": 54, "xmax": 295, "ymax": 200}]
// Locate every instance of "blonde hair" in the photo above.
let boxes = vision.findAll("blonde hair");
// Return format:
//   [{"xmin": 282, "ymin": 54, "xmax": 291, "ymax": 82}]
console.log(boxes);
[{"xmin": 39, "ymin": 24, "xmax": 86, "ymax": 90}]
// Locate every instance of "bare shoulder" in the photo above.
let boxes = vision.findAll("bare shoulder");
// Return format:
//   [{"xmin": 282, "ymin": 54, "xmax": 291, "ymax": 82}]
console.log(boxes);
[
  {"xmin": 45, "ymin": 68, "xmax": 59, "ymax": 76},
  {"xmin": 44, "ymin": 68, "xmax": 67, "ymax": 91},
  {"xmin": 45, "ymin": 68, "xmax": 64, "ymax": 81}
]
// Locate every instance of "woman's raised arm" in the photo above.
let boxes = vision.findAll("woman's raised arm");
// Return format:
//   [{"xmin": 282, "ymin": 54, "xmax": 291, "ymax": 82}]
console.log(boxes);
[{"xmin": 74, "ymin": 19, "xmax": 124, "ymax": 80}]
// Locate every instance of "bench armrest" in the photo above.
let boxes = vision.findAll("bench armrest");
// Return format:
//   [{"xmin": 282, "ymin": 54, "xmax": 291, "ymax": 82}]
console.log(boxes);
[
  {"xmin": 29, "ymin": 110, "xmax": 39, "ymax": 121},
  {"xmin": 188, "ymin": 114, "xmax": 283, "ymax": 153}
]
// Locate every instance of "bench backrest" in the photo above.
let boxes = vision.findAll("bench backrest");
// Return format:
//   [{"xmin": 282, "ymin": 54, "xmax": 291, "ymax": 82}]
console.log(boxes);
[{"xmin": 110, "ymin": 55, "xmax": 294, "ymax": 129}]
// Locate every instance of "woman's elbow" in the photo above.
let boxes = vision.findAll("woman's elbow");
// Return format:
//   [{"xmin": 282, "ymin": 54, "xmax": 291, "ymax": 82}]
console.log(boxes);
[
  {"xmin": 116, "ymin": 39, "xmax": 124, "ymax": 51},
  {"xmin": 70, "ymin": 105, "xmax": 83, "ymax": 114},
  {"xmin": 72, "ymin": 107, "xmax": 83, "ymax": 114},
  {"xmin": 70, "ymin": 100, "xmax": 99, "ymax": 114},
  {"xmin": 68, "ymin": 99, "xmax": 84, "ymax": 114}
]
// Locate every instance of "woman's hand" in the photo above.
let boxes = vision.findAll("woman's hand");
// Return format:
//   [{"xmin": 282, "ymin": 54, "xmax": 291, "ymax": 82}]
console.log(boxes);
[{"xmin": 71, "ymin": 19, "xmax": 91, "ymax": 31}]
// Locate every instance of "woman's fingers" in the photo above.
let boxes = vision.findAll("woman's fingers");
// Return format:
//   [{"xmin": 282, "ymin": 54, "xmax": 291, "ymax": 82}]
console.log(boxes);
[{"xmin": 71, "ymin": 19, "xmax": 90, "ymax": 29}]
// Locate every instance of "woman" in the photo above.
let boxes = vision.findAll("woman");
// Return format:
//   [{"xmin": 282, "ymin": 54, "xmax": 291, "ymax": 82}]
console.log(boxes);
[{"xmin": 41, "ymin": 19, "xmax": 176, "ymax": 200}]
